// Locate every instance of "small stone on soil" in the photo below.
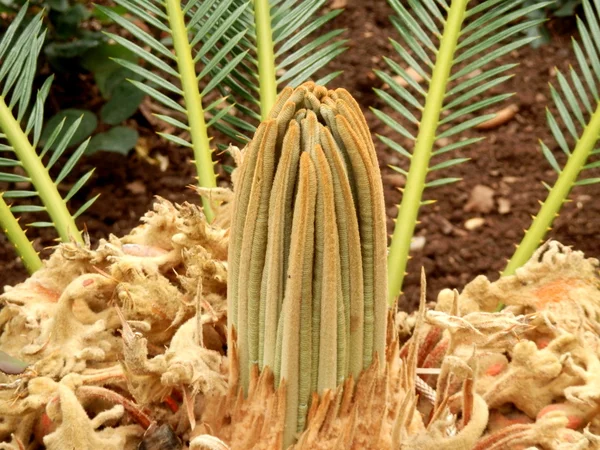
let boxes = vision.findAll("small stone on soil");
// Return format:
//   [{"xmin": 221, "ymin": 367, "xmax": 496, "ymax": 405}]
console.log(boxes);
[
  {"xmin": 498, "ymin": 197, "xmax": 511, "ymax": 215},
  {"xmin": 126, "ymin": 181, "xmax": 147, "ymax": 195},
  {"xmin": 465, "ymin": 217, "xmax": 486, "ymax": 230},
  {"xmin": 383, "ymin": 172, "xmax": 405, "ymax": 188},
  {"xmin": 330, "ymin": 0, "xmax": 347, "ymax": 8},
  {"xmin": 435, "ymin": 137, "xmax": 451, "ymax": 148},
  {"xmin": 390, "ymin": 67, "xmax": 424, "ymax": 88},
  {"xmin": 464, "ymin": 184, "xmax": 495, "ymax": 213}
]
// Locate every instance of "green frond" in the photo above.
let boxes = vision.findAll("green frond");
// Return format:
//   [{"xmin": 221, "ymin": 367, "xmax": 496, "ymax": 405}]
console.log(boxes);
[
  {"xmin": 24, "ymin": 76, "xmax": 53, "ymax": 147},
  {"xmin": 2, "ymin": 190, "xmax": 37, "ymax": 198},
  {"xmin": 428, "ymin": 157, "xmax": 470, "ymax": 172},
  {"xmin": 0, "ymin": 4, "xmax": 95, "ymax": 272},
  {"xmin": 575, "ymin": 176, "xmax": 600, "ymax": 185},
  {"xmin": 377, "ymin": 0, "xmax": 551, "ymax": 304},
  {"xmin": 195, "ymin": 0, "xmax": 346, "ymax": 140},
  {"xmin": 73, "ymin": 195, "xmax": 101, "ymax": 220},
  {"xmin": 47, "ymin": 117, "xmax": 85, "ymax": 170},
  {"xmin": 505, "ymin": 0, "xmax": 600, "ymax": 277},
  {"xmin": 96, "ymin": 0, "xmax": 256, "ymax": 221}
]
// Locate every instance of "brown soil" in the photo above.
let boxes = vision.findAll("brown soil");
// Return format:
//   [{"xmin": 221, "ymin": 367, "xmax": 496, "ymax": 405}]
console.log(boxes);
[{"xmin": 1, "ymin": 1, "xmax": 599, "ymax": 313}]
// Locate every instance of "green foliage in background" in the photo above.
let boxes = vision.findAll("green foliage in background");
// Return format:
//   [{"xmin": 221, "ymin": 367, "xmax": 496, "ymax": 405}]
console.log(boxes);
[
  {"xmin": 525, "ymin": 0, "xmax": 582, "ymax": 47},
  {"xmin": 0, "ymin": 1, "xmax": 142, "ymax": 156},
  {"xmin": 0, "ymin": 0, "xmax": 102, "ymax": 67}
]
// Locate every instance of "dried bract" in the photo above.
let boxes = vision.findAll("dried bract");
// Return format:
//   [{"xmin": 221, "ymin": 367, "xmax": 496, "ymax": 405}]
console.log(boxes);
[{"xmin": 0, "ymin": 199, "xmax": 229, "ymax": 448}]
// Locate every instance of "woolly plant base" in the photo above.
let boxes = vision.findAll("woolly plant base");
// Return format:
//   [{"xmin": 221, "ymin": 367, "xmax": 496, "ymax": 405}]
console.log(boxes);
[{"xmin": 1, "ymin": 199, "xmax": 599, "ymax": 449}]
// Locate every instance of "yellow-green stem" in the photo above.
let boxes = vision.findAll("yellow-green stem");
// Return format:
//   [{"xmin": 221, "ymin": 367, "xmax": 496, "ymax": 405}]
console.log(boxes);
[
  {"xmin": 0, "ymin": 194, "xmax": 42, "ymax": 273},
  {"xmin": 165, "ymin": 0, "xmax": 216, "ymax": 222},
  {"xmin": 254, "ymin": 0, "xmax": 277, "ymax": 119},
  {"xmin": 387, "ymin": 0, "xmax": 468, "ymax": 305},
  {"xmin": 504, "ymin": 102, "xmax": 600, "ymax": 276},
  {"xmin": 0, "ymin": 97, "xmax": 82, "ymax": 244}
]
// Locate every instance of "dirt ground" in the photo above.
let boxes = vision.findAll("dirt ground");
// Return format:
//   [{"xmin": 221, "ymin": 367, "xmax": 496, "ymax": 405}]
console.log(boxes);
[{"xmin": 1, "ymin": 1, "xmax": 599, "ymax": 312}]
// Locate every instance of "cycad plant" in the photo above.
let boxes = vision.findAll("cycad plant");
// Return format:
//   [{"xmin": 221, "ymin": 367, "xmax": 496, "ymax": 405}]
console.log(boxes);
[
  {"xmin": 0, "ymin": 4, "xmax": 97, "ymax": 273},
  {"xmin": 5, "ymin": 0, "xmax": 600, "ymax": 449},
  {"xmin": 375, "ymin": 0, "xmax": 552, "ymax": 303},
  {"xmin": 95, "ymin": 0, "xmax": 345, "ymax": 222}
]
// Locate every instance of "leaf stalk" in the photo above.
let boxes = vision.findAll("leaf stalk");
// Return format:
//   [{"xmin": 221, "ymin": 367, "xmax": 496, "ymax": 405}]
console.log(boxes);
[
  {"xmin": 387, "ymin": 0, "xmax": 468, "ymax": 305},
  {"xmin": 254, "ymin": 0, "xmax": 278, "ymax": 118},
  {"xmin": 504, "ymin": 101, "xmax": 600, "ymax": 275},
  {"xmin": 165, "ymin": 0, "xmax": 216, "ymax": 222},
  {"xmin": 0, "ymin": 194, "xmax": 42, "ymax": 272},
  {"xmin": 0, "ymin": 96, "xmax": 82, "ymax": 245}
]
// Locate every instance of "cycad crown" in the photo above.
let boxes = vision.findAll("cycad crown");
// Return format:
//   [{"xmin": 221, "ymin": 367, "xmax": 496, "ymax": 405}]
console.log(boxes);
[{"xmin": 228, "ymin": 82, "xmax": 387, "ymax": 448}]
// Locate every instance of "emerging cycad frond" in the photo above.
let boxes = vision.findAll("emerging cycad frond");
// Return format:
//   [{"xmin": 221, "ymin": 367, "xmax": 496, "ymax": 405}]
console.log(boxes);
[
  {"xmin": 504, "ymin": 0, "xmax": 600, "ymax": 276},
  {"xmin": 96, "ymin": 0, "xmax": 252, "ymax": 221},
  {"xmin": 208, "ymin": 0, "xmax": 347, "ymax": 143},
  {"xmin": 228, "ymin": 83, "xmax": 387, "ymax": 447},
  {"xmin": 377, "ymin": 0, "xmax": 551, "ymax": 304},
  {"xmin": 0, "ymin": 4, "xmax": 96, "ymax": 272}
]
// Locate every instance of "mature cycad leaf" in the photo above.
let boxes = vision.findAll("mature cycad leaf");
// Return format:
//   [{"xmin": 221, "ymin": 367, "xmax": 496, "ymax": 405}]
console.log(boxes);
[
  {"xmin": 376, "ymin": 0, "xmax": 551, "ymax": 303},
  {"xmin": 96, "ymin": 0, "xmax": 253, "ymax": 221},
  {"xmin": 0, "ymin": 4, "xmax": 95, "ymax": 272},
  {"xmin": 504, "ymin": 0, "xmax": 600, "ymax": 276},
  {"xmin": 194, "ymin": 0, "xmax": 347, "ymax": 143}
]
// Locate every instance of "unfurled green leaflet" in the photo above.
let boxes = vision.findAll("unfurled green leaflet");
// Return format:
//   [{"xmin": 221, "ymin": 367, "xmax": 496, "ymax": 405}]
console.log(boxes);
[
  {"xmin": 208, "ymin": 0, "xmax": 347, "ymax": 142},
  {"xmin": 0, "ymin": 4, "xmax": 96, "ymax": 272},
  {"xmin": 228, "ymin": 83, "xmax": 387, "ymax": 447},
  {"xmin": 505, "ymin": 0, "xmax": 600, "ymax": 277},
  {"xmin": 376, "ymin": 0, "xmax": 551, "ymax": 304},
  {"xmin": 104, "ymin": 0, "xmax": 347, "ymax": 221}
]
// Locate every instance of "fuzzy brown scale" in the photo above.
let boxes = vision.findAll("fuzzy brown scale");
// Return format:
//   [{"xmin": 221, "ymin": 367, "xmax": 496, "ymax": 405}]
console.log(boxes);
[{"xmin": 227, "ymin": 82, "xmax": 388, "ymax": 446}]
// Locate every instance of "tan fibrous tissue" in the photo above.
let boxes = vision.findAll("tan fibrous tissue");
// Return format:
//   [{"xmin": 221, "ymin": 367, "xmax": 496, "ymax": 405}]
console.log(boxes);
[
  {"xmin": 409, "ymin": 241, "xmax": 600, "ymax": 449},
  {"xmin": 0, "ymin": 198, "xmax": 229, "ymax": 449}
]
